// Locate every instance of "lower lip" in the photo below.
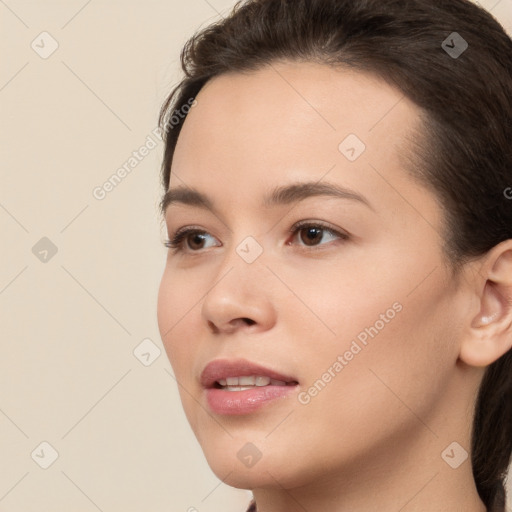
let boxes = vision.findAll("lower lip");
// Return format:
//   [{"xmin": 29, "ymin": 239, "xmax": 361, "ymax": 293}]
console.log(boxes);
[{"xmin": 205, "ymin": 385, "xmax": 298, "ymax": 415}]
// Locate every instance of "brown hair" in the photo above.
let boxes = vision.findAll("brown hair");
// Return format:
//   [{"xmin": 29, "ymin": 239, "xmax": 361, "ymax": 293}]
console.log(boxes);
[{"xmin": 157, "ymin": 1, "xmax": 512, "ymax": 509}]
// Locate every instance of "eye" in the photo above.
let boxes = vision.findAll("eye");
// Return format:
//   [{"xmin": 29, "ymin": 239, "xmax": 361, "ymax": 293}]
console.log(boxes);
[
  {"xmin": 164, "ymin": 227, "xmax": 219, "ymax": 253},
  {"xmin": 287, "ymin": 220, "xmax": 348, "ymax": 249},
  {"xmin": 163, "ymin": 221, "xmax": 349, "ymax": 254}
]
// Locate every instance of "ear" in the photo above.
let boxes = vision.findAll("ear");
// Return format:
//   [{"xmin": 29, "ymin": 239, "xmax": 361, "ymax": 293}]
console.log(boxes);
[{"xmin": 459, "ymin": 240, "xmax": 512, "ymax": 367}]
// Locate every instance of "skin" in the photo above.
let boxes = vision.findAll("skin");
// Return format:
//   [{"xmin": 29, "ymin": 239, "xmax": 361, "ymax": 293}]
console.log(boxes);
[{"xmin": 157, "ymin": 60, "xmax": 512, "ymax": 512}]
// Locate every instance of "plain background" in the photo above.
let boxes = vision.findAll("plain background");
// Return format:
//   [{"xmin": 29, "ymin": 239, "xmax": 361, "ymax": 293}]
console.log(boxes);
[{"xmin": 0, "ymin": 1, "xmax": 511, "ymax": 510}]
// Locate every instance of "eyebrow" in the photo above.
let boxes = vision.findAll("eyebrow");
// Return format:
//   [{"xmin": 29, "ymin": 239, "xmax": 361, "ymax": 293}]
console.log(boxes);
[{"xmin": 160, "ymin": 180, "xmax": 374, "ymax": 216}]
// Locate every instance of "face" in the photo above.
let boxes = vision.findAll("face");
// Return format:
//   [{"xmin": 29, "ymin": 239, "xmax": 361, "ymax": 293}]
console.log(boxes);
[{"xmin": 157, "ymin": 61, "xmax": 468, "ymax": 490}]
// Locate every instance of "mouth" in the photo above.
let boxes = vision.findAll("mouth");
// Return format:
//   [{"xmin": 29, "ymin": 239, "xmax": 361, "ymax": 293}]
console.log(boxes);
[
  {"xmin": 200, "ymin": 358, "xmax": 299, "ymax": 415},
  {"xmin": 200, "ymin": 358, "xmax": 299, "ymax": 389},
  {"xmin": 213, "ymin": 375, "xmax": 299, "ymax": 391}
]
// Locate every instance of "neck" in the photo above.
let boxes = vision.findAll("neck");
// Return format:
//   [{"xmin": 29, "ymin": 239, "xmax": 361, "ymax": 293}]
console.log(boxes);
[{"xmin": 251, "ymin": 445, "xmax": 487, "ymax": 512}]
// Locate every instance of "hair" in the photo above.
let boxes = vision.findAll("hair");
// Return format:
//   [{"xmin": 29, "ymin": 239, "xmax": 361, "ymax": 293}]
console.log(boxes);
[{"xmin": 157, "ymin": 0, "xmax": 512, "ymax": 510}]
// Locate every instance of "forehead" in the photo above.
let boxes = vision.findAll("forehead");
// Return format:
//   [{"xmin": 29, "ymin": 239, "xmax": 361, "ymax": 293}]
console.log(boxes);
[
  {"xmin": 182, "ymin": 60, "xmax": 413, "ymax": 135},
  {"xmin": 172, "ymin": 60, "xmax": 418, "ymax": 162},
  {"xmin": 168, "ymin": 60, "xmax": 433, "ymax": 219}
]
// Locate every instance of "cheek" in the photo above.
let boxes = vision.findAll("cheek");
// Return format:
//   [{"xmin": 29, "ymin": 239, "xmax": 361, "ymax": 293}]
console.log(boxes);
[
  {"xmin": 157, "ymin": 269, "xmax": 198, "ymax": 372},
  {"xmin": 286, "ymin": 262, "xmax": 457, "ymax": 444},
  {"xmin": 157, "ymin": 269, "xmax": 206, "ymax": 431},
  {"xmin": 271, "ymin": 301, "xmax": 451, "ymax": 481},
  {"xmin": 275, "ymin": 255, "xmax": 406, "ymax": 364}
]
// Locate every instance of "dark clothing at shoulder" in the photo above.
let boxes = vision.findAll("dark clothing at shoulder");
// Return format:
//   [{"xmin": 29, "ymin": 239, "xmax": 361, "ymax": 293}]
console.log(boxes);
[{"xmin": 246, "ymin": 499, "xmax": 256, "ymax": 512}]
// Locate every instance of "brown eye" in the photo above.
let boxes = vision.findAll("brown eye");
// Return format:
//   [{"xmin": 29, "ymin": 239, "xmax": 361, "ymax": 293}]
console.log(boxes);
[
  {"xmin": 164, "ymin": 228, "xmax": 219, "ymax": 252},
  {"xmin": 289, "ymin": 221, "xmax": 348, "ymax": 249},
  {"xmin": 185, "ymin": 232, "xmax": 208, "ymax": 250},
  {"xmin": 299, "ymin": 226, "xmax": 324, "ymax": 246},
  {"xmin": 164, "ymin": 221, "xmax": 348, "ymax": 254}
]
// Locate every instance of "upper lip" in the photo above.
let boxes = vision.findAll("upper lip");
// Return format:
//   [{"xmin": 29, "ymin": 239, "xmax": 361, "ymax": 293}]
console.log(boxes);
[{"xmin": 200, "ymin": 358, "xmax": 299, "ymax": 388}]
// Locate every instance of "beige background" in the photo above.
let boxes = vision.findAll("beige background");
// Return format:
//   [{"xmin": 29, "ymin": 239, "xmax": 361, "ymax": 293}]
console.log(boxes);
[{"xmin": 1, "ymin": 1, "xmax": 511, "ymax": 510}]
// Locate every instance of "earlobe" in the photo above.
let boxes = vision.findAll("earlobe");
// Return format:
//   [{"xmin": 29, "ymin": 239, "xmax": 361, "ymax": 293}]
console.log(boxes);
[{"xmin": 459, "ymin": 242, "xmax": 512, "ymax": 368}]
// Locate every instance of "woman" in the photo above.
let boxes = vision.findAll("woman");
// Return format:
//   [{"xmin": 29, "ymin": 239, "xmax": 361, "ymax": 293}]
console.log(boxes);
[{"xmin": 156, "ymin": 0, "xmax": 512, "ymax": 510}]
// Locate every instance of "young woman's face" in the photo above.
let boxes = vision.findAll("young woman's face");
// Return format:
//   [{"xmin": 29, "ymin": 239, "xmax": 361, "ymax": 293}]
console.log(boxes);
[{"xmin": 157, "ymin": 61, "xmax": 473, "ymax": 489}]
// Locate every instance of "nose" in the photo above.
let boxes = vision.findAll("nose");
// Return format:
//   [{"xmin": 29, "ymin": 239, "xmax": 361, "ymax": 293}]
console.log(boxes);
[
  {"xmin": 201, "ymin": 245, "xmax": 277, "ymax": 335},
  {"xmin": 206, "ymin": 316, "xmax": 256, "ymax": 335}
]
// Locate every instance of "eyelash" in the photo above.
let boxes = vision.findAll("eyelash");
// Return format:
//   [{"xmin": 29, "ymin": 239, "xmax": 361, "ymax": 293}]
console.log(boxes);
[{"xmin": 163, "ymin": 220, "xmax": 349, "ymax": 254}]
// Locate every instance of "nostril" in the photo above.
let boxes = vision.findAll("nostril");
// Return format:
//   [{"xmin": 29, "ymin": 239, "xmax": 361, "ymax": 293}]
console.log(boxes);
[
  {"xmin": 242, "ymin": 318, "xmax": 256, "ymax": 326},
  {"xmin": 208, "ymin": 320, "xmax": 220, "ymax": 334}
]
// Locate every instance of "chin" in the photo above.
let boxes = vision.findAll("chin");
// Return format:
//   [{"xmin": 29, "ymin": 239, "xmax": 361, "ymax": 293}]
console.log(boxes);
[
  {"xmin": 198, "ymin": 437, "xmax": 315, "ymax": 491},
  {"xmin": 213, "ymin": 468, "xmax": 268, "ymax": 490}
]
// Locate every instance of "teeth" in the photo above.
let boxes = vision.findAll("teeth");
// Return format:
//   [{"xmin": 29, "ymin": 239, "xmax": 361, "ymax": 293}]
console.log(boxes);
[
  {"xmin": 255, "ymin": 376, "xmax": 271, "ymax": 386},
  {"xmin": 216, "ymin": 375, "xmax": 285, "ymax": 388},
  {"xmin": 270, "ymin": 378, "xmax": 287, "ymax": 386},
  {"xmin": 224, "ymin": 386, "xmax": 258, "ymax": 392},
  {"xmin": 239, "ymin": 376, "xmax": 255, "ymax": 385}
]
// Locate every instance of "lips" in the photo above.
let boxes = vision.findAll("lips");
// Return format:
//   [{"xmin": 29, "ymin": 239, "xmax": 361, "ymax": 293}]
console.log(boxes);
[{"xmin": 200, "ymin": 358, "xmax": 299, "ymax": 389}]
